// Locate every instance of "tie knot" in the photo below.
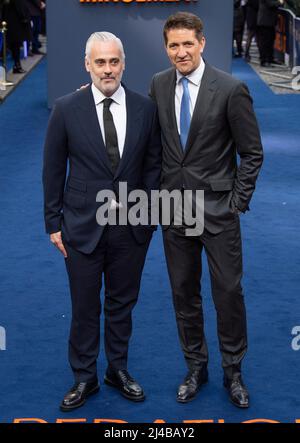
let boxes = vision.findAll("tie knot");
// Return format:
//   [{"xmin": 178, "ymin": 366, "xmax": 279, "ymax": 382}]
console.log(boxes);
[
  {"xmin": 103, "ymin": 98, "xmax": 114, "ymax": 108},
  {"xmin": 181, "ymin": 77, "xmax": 189, "ymax": 88}
]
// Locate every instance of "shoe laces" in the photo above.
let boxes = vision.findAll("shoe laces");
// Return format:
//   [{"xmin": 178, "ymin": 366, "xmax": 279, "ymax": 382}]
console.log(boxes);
[
  {"xmin": 76, "ymin": 382, "xmax": 87, "ymax": 392},
  {"xmin": 119, "ymin": 370, "xmax": 134, "ymax": 383}
]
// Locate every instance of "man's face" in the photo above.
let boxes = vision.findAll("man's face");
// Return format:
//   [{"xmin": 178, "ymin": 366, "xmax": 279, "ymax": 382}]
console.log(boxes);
[
  {"xmin": 85, "ymin": 40, "xmax": 125, "ymax": 96},
  {"xmin": 165, "ymin": 28, "xmax": 206, "ymax": 76}
]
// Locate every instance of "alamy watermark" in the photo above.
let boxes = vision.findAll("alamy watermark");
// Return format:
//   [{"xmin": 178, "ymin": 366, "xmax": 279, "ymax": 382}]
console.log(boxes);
[
  {"xmin": 291, "ymin": 326, "xmax": 300, "ymax": 351},
  {"xmin": 95, "ymin": 182, "xmax": 205, "ymax": 237},
  {"xmin": 292, "ymin": 66, "xmax": 300, "ymax": 91},
  {"xmin": 0, "ymin": 326, "xmax": 6, "ymax": 351}
]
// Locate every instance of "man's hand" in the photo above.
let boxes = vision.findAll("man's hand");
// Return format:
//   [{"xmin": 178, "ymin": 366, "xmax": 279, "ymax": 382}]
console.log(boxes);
[
  {"xmin": 77, "ymin": 84, "xmax": 89, "ymax": 91},
  {"xmin": 50, "ymin": 231, "xmax": 67, "ymax": 258}
]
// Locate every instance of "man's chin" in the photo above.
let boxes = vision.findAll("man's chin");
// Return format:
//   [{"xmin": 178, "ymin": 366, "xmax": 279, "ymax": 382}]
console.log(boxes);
[
  {"xmin": 176, "ymin": 64, "xmax": 193, "ymax": 75},
  {"xmin": 99, "ymin": 85, "xmax": 117, "ymax": 97}
]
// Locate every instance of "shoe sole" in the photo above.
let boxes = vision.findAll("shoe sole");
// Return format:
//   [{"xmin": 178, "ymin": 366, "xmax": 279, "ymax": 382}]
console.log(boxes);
[
  {"xmin": 60, "ymin": 385, "xmax": 100, "ymax": 412},
  {"xmin": 176, "ymin": 378, "xmax": 208, "ymax": 404},
  {"xmin": 230, "ymin": 399, "xmax": 249, "ymax": 409},
  {"xmin": 104, "ymin": 377, "xmax": 145, "ymax": 402}
]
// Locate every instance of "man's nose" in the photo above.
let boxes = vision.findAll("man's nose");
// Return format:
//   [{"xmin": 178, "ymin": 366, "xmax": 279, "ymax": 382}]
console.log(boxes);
[
  {"xmin": 177, "ymin": 47, "xmax": 187, "ymax": 59},
  {"xmin": 104, "ymin": 63, "xmax": 112, "ymax": 74}
]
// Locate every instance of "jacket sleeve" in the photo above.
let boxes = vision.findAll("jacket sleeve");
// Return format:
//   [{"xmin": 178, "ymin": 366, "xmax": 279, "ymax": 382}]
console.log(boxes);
[
  {"xmin": 149, "ymin": 75, "xmax": 157, "ymax": 103},
  {"xmin": 42, "ymin": 100, "xmax": 68, "ymax": 234},
  {"xmin": 227, "ymin": 82, "xmax": 264, "ymax": 212},
  {"xmin": 142, "ymin": 103, "xmax": 162, "ymax": 227}
]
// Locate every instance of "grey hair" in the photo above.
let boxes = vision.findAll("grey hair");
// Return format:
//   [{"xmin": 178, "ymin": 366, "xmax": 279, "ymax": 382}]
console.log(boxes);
[{"xmin": 85, "ymin": 32, "xmax": 125, "ymax": 61}]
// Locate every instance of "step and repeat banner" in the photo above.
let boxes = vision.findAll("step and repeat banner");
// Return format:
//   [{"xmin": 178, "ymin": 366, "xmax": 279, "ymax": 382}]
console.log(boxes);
[{"xmin": 47, "ymin": 0, "xmax": 233, "ymax": 107}]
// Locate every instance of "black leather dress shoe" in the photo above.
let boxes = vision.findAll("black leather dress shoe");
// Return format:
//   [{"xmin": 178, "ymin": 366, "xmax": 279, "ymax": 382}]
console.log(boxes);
[
  {"xmin": 104, "ymin": 369, "xmax": 145, "ymax": 402},
  {"xmin": 177, "ymin": 367, "xmax": 208, "ymax": 403},
  {"xmin": 13, "ymin": 66, "xmax": 26, "ymax": 74},
  {"xmin": 224, "ymin": 376, "xmax": 249, "ymax": 408},
  {"xmin": 60, "ymin": 380, "xmax": 100, "ymax": 412},
  {"xmin": 260, "ymin": 62, "xmax": 271, "ymax": 67}
]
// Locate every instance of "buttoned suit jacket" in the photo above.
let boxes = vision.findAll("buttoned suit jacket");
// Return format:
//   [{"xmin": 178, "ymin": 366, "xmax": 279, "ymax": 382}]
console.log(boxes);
[
  {"xmin": 43, "ymin": 85, "xmax": 162, "ymax": 253},
  {"xmin": 150, "ymin": 63, "xmax": 263, "ymax": 234}
]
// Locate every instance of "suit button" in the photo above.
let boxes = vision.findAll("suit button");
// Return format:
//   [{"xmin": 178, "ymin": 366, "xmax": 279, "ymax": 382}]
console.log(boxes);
[
  {"xmin": 182, "ymin": 184, "xmax": 186, "ymax": 189},
  {"xmin": 182, "ymin": 163, "xmax": 185, "ymax": 168}
]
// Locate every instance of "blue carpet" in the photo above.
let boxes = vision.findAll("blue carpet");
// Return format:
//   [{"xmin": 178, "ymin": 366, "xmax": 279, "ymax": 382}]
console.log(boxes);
[{"xmin": 0, "ymin": 58, "xmax": 300, "ymax": 423}]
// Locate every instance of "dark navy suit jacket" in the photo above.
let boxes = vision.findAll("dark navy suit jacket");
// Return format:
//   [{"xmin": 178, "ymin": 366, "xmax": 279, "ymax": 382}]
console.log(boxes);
[{"xmin": 43, "ymin": 85, "xmax": 162, "ymax": 254}]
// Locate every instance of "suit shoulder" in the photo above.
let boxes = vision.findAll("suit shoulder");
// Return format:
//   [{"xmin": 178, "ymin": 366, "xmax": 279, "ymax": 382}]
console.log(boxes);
[
  {"xmin": 153, "ymin": 67, "xmax": 174, "ymax": 81},
  {"xmin": 54, "ymin": 87, "xmax": 89, "ymax": 108},
  {"xmin": 126, "ymin": 88, "xmax": 157, "ymax": 112},
  {"xmin": 210, "ymin": 65, "xmax": 246, "ymax": 92}
]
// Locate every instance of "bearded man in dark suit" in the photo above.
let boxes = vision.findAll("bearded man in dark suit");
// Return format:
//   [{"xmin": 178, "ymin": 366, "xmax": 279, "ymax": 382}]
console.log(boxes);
[{"xmin": 43, "ymin": 32, "xmax": 161, "ymax": 411}]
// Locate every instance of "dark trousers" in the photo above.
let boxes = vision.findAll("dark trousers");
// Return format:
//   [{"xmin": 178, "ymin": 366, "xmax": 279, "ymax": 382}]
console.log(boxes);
[
  {"xmin": 257, "ymin": 25, "xmax": 276, "ymax": 63},
  {"xmin": 245, "ymin": 28, "xmax": 257, "ymax": 58},
  {"xmin": 9, "ymin": 42, "xmax": 21, "ymax": 67},
  {"xmin": 163, "ymin": 216, "xmax": 247, "ymax": 379},
  {"xmin": 233, "ymin": 31, "xmax": 244, "ymax": 55},
  {"xmin": 31, "ymin": 16, "xmax": 41, "ymax": 51},
  {"xmin": 64, "ymin": 225, "xmax": 151, "ymax": 383}
]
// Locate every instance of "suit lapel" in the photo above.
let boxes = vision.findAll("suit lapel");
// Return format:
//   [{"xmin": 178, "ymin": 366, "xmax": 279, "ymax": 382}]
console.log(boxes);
[
  {"xmin": 74, "ymin": 85, "xmax": 113, "ymax": 175},
  {"xmin": 164, "ymin": 70, "xmax": 183, "ymax": 158},
  {"xmin": 184, "ymin": 64, "xmax": 218, "ymax": 158},
  {"xmin": 114, "ymin": 87, "xmax": 144, "ymax": 178},
  {"xmin": 74, "ymin": 85, "xmax": 145, "ymax": 178}
]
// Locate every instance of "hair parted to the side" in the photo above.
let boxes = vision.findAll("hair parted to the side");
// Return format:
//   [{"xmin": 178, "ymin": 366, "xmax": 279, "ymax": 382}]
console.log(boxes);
[
  {"xmin": 163, "ymin": 12, "xmax": 204, "ymax": 45},
  {"xmin": 85, "ymin": 32, "xmax": 125, "ymax": 60}
]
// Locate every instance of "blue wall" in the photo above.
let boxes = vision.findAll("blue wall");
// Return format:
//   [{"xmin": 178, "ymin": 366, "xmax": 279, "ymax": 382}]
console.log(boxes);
[{"xmin": 47, "ymin": 0, "xmax": 233, "ymax": 107}]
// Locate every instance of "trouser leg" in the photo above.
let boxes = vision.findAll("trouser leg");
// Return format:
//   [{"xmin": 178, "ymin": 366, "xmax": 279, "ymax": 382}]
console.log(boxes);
[
  {"xmin": 257, "ymin": 26, "xmax": 268, "ymax": 63},
  {"xmin": 203, "ymin": 217, "xmax": 247, "ymax": 379},
  {"xmin": 245, "ymin": 28, "xmax": 256, "ymax": 57},
  {"xmin": 104, "ymin": 225, "xmax": 151, "ymax": 371},
  {"xmin": 10, "ymin": 42, "xmax": 21, "ymax": 66},
  {"xmin": 236, "ymin": 31, "xmax": 243, "ymax": 55},
  {"xmin": 31, "ymin": 16, "xmax": 41, "ymax": 52},
  {"xmin": 163, "ymin": 226, "xmax": 208, "ymax": 371},
  {"xmin": 64, "ymin": 236, "xmax": 106, "ymax": 383},
  {"xmin": 267, "ymin": 27, "xmax": 276, "ymax": 63}
]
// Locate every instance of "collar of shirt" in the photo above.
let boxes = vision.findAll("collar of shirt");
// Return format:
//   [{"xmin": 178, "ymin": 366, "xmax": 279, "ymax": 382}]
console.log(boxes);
[
  {"xmin": 176, "ymin": 58, "xmax": 206, "ymax": 87},
  {"xmin": 91, "ymin": 83, "xmax": 125, "ymax": 107}
]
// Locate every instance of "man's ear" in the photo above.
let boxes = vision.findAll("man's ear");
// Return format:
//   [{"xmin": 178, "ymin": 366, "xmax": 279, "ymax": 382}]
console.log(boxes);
[
  {"xmin": 85, "ymin": 56, "xmax": 90, "ymax": 73},
  {"xmin": 200, "ymin": 37, "xmax": 206, "ymax": 54}
]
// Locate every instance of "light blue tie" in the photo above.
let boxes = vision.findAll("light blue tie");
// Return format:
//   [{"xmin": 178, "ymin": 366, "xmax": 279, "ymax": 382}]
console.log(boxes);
[{"xmin": 180, "ymin": 77, "xmax": 191, "ymax": 150}]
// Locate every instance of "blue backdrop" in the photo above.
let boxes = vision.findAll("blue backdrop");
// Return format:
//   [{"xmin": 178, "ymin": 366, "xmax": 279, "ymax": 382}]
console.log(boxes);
[{"xmin": 47, "ymin": 0, "xmax": 233, "ymax": 106}]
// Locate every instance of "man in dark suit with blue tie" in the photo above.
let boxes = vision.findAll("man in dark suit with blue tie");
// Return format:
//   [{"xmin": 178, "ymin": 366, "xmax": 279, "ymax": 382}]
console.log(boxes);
[
  {"xmin": 150, "ymin": 12, "xmax": 263, "ymax": 408},
  {"xmin": 43, "ymin": 32, "xmax": 161, "ymax": 411}
]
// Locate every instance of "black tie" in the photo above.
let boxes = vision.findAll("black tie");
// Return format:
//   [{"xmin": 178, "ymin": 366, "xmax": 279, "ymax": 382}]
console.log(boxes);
[{"xmin": 102, "ymin": 98, "xmax": 120, "ymax": 174}]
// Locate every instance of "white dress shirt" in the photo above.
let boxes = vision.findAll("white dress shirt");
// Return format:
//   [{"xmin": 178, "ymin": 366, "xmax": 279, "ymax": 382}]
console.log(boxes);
[
  {"xmin": 175, "ymin": 59, "xmax": 206, "ymax": 135},
  {"xmin": 91, "ymin": 83, "xmax": 127, "ymax": 157}
]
